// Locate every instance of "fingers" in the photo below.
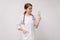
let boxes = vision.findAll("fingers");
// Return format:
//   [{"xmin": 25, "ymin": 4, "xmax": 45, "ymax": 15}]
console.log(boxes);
[{"xmin": 22, "ymin": 29, "xmax": 29, "ymax": 34}]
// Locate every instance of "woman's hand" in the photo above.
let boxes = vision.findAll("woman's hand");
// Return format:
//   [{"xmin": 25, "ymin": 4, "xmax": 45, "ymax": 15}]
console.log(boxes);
[
  {"xmin": 18, "ymin": 27, "xmax": 29, "ymax": 34},
  {"xmin": 22, "ymin": 29, "xmax": 29, "ymax": 34}
]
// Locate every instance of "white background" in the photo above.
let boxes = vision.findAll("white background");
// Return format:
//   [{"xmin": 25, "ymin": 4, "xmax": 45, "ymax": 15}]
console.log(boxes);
[{"xmin": 0, "ymin": 0, "xmax": 60, "ymax": 40}]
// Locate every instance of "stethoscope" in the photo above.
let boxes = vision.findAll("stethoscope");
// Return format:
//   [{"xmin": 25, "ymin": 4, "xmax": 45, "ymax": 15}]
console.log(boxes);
[
  {"xmin": 22, "ymin": 14, "xmax": 35, "ymax": 25},
  {"xmin": 19, "ymin": 11, "xmax": 41, "ymax": 26}
]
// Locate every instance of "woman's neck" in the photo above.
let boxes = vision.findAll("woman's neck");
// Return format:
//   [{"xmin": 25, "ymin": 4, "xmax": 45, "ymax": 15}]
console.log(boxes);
[{"xmin": 25, "ymin": 12, "xmax": 31, "ymax": 16}]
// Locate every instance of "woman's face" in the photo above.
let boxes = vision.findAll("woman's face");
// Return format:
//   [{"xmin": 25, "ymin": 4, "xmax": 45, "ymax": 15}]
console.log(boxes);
[{"xmin": 25, "ymin": 6, "xmax": 32, "ymax": 14}]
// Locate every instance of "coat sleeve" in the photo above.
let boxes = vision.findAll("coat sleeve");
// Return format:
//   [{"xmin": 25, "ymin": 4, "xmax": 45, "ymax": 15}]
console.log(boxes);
[
  {"xmin": 33, "ymin": 15, "xmax": 36, "ymax": 26},
  {"xmin": 17, "ymin": 15, "xmax": 23, "ymax": 29}
]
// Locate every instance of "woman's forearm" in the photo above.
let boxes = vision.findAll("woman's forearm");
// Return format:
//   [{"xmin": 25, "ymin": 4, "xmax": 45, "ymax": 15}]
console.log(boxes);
[
  {"xmin": 35, "ymin": 19, "xmax": 41, "ymax": 29},
  {"xmin": 35, "ymin": 16, "xmax": 41, "ymax": 29}
]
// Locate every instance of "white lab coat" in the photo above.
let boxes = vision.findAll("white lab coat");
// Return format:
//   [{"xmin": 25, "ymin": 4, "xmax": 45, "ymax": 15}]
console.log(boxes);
[{"xmin": 17, "ymin": 14, "xmax": 36, "ymax": 40}]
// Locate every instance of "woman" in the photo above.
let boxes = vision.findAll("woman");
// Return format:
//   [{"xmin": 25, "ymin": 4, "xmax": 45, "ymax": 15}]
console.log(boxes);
[{"xmin": 17, "ymin": 3, "xmax": 41, "ymax": 40}]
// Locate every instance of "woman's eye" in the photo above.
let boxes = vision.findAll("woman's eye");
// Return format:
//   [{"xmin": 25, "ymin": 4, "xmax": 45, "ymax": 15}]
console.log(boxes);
[{"xmin": 29, "ymin": 8, "xmax": 32, "ymax": 9}]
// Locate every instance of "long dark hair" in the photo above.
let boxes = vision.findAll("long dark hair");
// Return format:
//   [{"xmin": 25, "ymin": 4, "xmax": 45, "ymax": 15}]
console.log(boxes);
[{"xmin": 23, "ymin": 3, "xmax": 34, "ymax": 24}]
